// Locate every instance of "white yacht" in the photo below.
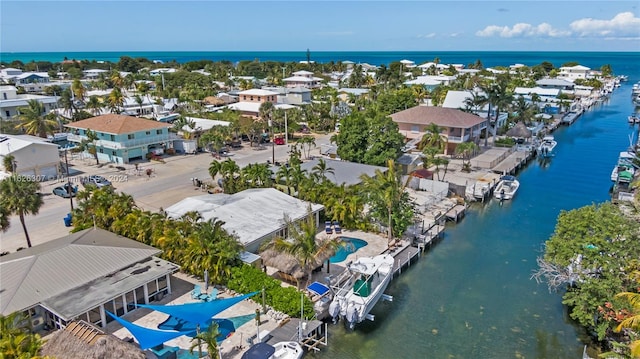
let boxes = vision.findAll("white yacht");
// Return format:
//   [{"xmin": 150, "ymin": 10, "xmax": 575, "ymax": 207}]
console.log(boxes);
[
  {"xmin": 494, "ymin": 175, "xmax": 520, "ymax": 200},
  {"xmin": 329, "ymin": 254, "xmax": 394, "ymax": 330},
  {"xmin": 241, "ymin": 341, "xmax": 304, "ymax": 359},
  {"xmin": 611, "ymin": 151, "xmax": 636, "ymax": 183},
  {"xmin": 537, "ymin": 136, "xmax": 557, "ymax": 158}
]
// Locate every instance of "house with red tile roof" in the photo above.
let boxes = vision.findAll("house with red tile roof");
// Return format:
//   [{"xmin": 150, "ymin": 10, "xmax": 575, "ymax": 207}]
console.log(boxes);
[
  {"xmin": 390, "ymin": 105, "xmax": 487, "ymax": 154},
  {"xmin": 65, "ymin": 114, "xmax": 172, "ymax": 164}
]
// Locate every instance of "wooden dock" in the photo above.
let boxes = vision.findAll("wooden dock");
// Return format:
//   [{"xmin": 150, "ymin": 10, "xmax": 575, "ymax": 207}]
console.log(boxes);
[
  {"xmin": 445, "ymin": 204, "xmax": 466, "ymax": 222},
  {"xmin": 492, "ymin": 149, "xmax": 533, "ymax": 175},
  {"xmin": 264, "ymin": 318, "xmax": 327, "ymax": 352}
]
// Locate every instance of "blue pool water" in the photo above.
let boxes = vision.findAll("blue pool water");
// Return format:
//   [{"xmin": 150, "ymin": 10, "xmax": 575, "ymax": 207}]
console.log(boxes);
[{"xmin": 330, "ymin": 237, "xmax": 368, "ymax": 263}]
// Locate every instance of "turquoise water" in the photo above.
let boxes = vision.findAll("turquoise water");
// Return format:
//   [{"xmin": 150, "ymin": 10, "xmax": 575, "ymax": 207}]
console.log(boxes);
[
  {"xmin": 1, "ymin": 51, "xmax": 638, "ymax": 73},
  {"xmin": 308, "ymin": 66, "xmax": 640, "ymax": 357},
  {"xmin": 330, "ymin": 237, "xmax": 368, "ymax": 263}
]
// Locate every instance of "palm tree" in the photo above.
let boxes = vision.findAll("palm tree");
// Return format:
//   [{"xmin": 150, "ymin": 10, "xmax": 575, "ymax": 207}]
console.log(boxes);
[
  {"xmin": 0, "ymin": 312, "xmax": 46, "ymax": 358},
  {"xmin": 16, "ymin": 100, "xmax": 57, "ymax": 138},
  {"xmin": 418, "ymin": 123, "xmax": 448, "ymax": 153},
  {"xmin": 85, "ymin": 95, "xmax": 102, "ymax": 116},
  {"xmin": 615, "ymin": 291, "xmax": 640, "ymax": 357},
  {"xmin": 78, "ymin": 129, "xmax": 101, "ymax": 165},
  {"xmin": 2, "ymin": 154, "xmax": 16, "ymax": 173},
  {"xmin": 359, "ymin": 159, "xmax": 413, "ymax": 246},
  {"xmin": 0, "ymin": 175, "xmax": 44, "ymax": 248},
  {"xmin": 107, "ymin": 87, "xmax": 124, "ymax": 114},
  {"xmin": 71, "ymin": 79, "xmax": 86, "ymax": 102},
  {"xmin": 189, "ymin": 322, "xmax": 220, "ymax": 359},
  {"xmin": 311, "ymin": 158, "xmax": 334, "ymax": 183},
  {"xmin": 267, "ymin": 209, "xmax": 339, "ymax": 287},
  {"xmin": 455, "ymin": 142, "xmax": 479, "ymax": 172}
]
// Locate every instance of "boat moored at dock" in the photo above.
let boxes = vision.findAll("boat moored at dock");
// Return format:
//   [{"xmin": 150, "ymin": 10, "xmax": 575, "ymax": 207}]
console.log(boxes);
[
  {"xmin": 329, "ymin": 254, "xmax": 394, "ymax": 330},
  {"xmin": 537, "ymin": 136, "xmax": 557, "ymax": 158},
  {"xmin": 493, "ymin": 175, "xmax": 520, "ymax": 200}
]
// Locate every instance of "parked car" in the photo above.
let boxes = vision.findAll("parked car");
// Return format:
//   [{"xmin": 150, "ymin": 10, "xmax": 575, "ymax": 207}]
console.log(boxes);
[
  {"xmin": 274, "ymin": 136, "xmax": 285, "ymax": 145},
  {"xmin": 81, "ymin": 175, "xmax": 112, "ymax": 188},
  {"xmin": 53, "ymin": 183, "xmax": 78, "ymax": 198}
]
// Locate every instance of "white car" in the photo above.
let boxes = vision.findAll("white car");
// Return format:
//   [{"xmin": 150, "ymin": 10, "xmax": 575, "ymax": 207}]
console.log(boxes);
[{"xmin": 81, "ymin": 175, "xmax": 112, "ymax": 188}]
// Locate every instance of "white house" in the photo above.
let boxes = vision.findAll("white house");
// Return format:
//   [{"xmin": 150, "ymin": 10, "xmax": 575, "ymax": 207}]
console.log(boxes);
[
  {"xmin": 165, "ymin": 188, "xmax": 324, "ymax": 253},
  {"xmin": 558, "ymin": 65, "xmax": 591, "ymax": 81},
  {"xmin": 442, "ymin": 90, "xmax": 508, "ymax": 130},
  {"xmin": 0, "ymin": 134, "xmax": 61, "ymax": 180},
  {"xmin": 283, "ymin": 70, "xmax": 323, "ymax": 89},
  {"xmin": 0, "ymin": 85, "xmax": 59, "ymax": 120}
]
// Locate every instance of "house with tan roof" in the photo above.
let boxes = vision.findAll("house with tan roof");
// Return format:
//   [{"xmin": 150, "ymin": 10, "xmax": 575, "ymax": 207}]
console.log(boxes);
[
  {"xmin": 65, "ymin": 114, "xmax": 172, "ymax": 164},
  {"xmin": 390, "ymin": 105, "xmax": 487, "ymax": 154}
]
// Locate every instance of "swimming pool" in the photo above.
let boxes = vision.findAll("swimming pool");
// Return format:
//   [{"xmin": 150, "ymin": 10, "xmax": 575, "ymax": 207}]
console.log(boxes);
[{"xmin": 330, "ymin": 237, "xmax": 368, "ymax": 263}]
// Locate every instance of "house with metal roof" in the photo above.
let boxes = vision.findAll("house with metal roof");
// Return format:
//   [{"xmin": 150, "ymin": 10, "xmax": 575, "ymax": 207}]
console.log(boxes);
[
  {"xmin": 165, "ymin": 188, "xmax": 324, "ymax": 253},
  {"xmin": 0, "ymin": 228, "xmax": 179, "ymax": 330},
  {"xmin": 65, "ymin": 114, "xmax": 173, "ymax": 164},
  {"xmin": 390, "ymin": 105, "xmax": 487, "ymax": 154},
  {"xmin": 298, "ymin": 158, "xmax": 387, "ymax": 186},
  {"xmin": 0, "ymin": 134, "xmax": 61, "ymax": 180},
  {"xmin": 0, "ymin": 85, "xmax": 59, "ymax": 120}
]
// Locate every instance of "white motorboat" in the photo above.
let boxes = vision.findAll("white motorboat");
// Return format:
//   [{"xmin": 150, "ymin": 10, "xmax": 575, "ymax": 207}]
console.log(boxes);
[
  {"xmin": 537, "ymin": 136, "xmax": 557, "ymax": 158},
  {"xmin": 465, "ymin": 180, "xmax": 491, "ymax": 201},
  {"xmin": 493, "ymin": 175, "xmax": 520, "ymax": 200},
  {"xmin": 329, "ymin": 254, "xmax": 394, "ymax": 330},
  {"xmin": 628, "ymin": 114, "xmax": 639, "ymax": 124}
]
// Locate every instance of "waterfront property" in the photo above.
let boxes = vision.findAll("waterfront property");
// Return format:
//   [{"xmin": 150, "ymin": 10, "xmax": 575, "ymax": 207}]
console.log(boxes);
[
  {"xmin": 390, "ymin": 105, "xmax": 487, "ymax": 154},
  {"xmin": 441, "ymin": 90, "xmax": 509, "ymax": 129},
  {"xmin": 65, "ymin": 114, "xmax": 173, "ymax": 164},
  {"xmin": 329, "ymin": 237, "xmax": 368, "ymax": 263},
  {"xmin": 0, "ymin": 133, "xmax": 61, "ymax": 179},
  {"xmin": 164, "ymin": 188, "xmax": 324, "ymax": 253},
  {"xmin": 0, "ymin": 228, "xmax": 180, "ymax": 330},
  {"xmin": 298, "ymin": 158, "xmax": 387, "ymax": 186}
]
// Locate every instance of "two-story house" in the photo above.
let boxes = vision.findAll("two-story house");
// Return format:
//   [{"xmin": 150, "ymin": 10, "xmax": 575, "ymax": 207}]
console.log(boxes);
[
  {"xmin": 227, "ymin": 89, "xmax": 296, "ymax": 118},
  {"xmin": 0, "ymin": 85, "xmax": 59, "ymax": 120},
  {"xmin": 283, "ymin": 70, "xmax": 323, "ymax": 89},
  {"xmin": 558, "ymin": 65, "xmax": 591, "ymax": 81},
  {"xmin": 65, "ymin": 114, "xmax": 173, "ymax": 164},
  {"xmin": 390, "ymin": 105, "xmax": 487, "ymax": 155}
]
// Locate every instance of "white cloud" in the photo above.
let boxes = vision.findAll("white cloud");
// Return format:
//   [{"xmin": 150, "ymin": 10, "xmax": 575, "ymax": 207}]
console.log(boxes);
[
  {"xmin": 417, "ymin": 33, "xmax": 436, "ymax": 38},
  {"xmin": 570, "ymin": 12, "xmax": 640, "ymax": 37},
  {"xmin": 476, "ymin": 22, "xmax": 569, "ymax": 38},
  {"xmin": 476, "ymin": 12, "xmax": 640, "ymax": 40}
]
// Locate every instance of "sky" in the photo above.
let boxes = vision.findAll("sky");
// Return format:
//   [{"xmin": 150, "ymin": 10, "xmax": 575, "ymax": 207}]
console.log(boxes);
[{"xmin": 1, "ymin": 1, "xmax": 639, "ymax": 52}]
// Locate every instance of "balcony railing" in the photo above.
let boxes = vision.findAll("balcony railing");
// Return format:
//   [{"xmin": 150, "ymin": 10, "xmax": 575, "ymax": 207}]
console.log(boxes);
[{"xmin": 67, "ymin": 133, "xmax": 177, "ymax": 150}]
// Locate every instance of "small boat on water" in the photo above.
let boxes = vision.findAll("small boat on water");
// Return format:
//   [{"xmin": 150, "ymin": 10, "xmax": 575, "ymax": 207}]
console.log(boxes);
[
  {"xmin": 628, "ymin": 114, "xmax": 639, "ymax": 124},
  {"xmin": 329, "ymin": 254, "xmax": 394, "ymax": 330},
  {"xmin": 494, "ymin": 175, "xmax": 520, "ymax": 200},
  {"xmin": 537, "ymin": 136, "xmax": 557, "ymax": 158}
]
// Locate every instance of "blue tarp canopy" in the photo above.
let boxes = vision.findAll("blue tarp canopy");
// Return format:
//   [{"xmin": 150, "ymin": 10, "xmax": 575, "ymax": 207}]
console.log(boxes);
[
  {"xmin": 106, "ymin": 311, "xmax": 185, "ymax": 350},
  {"xmin": 307, "ymin": 281, "xmax": 330, "ymax": 296},
  {"xmin": 138, "ymin": 292, "xmax": 259, "ymax": 325},
  {"xmin": 241, "ymin": 343, "xmax": 276, "ymax": 359}
]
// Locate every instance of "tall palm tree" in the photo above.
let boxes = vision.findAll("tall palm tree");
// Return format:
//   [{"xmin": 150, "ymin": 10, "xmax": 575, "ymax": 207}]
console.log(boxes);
[
  {"xmin": 16, "ymin": 100, "xmax": 57, "ymax": 138},
  {"xmin": 359, "ymin": 159, "xmax": 413, "ymax": 246},
  {"xmin": 71, "ymin": 79, "xmax": 86, "ymax": 102},
  {"xmin": 0, "ymin": 175, "xmax": 44, "ymax": 248},
  {"xmin": 267, "ymin": 209, "xmax": 339, "ymax": 287},
  {"xmin": 418, "ymin": 123, "xmax": 447, "ymax": 153},
  {"xmin": 276, "ymin": 165, "xmax": 294, "ymax": 195},
  {"xmin": 107, "ymin": 87, "xmax": 124, "ymax": 114},
  {"xmin": 455, "ymin": 142, "xmax": 478, "ymax": 172},
  {"xmin": 311, "ymin": 158, "xmax": 334, "ymax": 183},
  {"xmin": 86, "ymin": 95, "xmax": 102, "ymax": 116},
  {"xmin": 78, "ymin": 129, "xmax": 100, "ymax": 165}
]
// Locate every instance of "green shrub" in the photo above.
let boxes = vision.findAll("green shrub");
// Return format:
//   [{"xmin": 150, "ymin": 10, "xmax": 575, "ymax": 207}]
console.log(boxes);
[
  {"xmin": 227, "ymin": 265, "xmax": 314, "ymax": 318},
  {"xmin": 494, "ymin": 137, "xmax": 515, "ymax": 147}
]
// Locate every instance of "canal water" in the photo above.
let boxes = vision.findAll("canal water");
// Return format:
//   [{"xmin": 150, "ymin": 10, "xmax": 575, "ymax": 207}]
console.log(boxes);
[{"xmin": 312, "ymin": 75, "xmax": 640, "ymax": 357}]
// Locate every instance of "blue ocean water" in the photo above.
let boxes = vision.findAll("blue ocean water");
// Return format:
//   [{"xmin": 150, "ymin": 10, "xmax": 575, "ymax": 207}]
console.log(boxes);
[{"xmin": 1, "ymin": 51, "xmax": 638, "ymax": 76}]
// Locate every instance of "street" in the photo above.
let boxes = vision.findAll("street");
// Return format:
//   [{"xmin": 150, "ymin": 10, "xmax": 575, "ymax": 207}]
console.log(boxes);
[{"xmin": 1, "ymin": 134, "xmax": 333, "ymax": 253}]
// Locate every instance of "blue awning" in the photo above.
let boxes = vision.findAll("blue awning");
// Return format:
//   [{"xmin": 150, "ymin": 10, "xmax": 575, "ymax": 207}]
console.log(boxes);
[
  {"xmin": 138, "ymin": 292, "xmax": 259, "ymax": 325},
  {"xmin": 106, "ymin": 311, "xmax": 186, "ymax": 350}
]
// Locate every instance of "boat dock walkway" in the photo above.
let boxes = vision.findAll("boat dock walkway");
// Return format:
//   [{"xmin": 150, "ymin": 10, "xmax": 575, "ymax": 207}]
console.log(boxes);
[
  {"xmin": 492, "ymin": 148, "xmax": 534, "ymax": 175},
  {"xmin": 263, "ymin": 318, "xmax": 327, "ymax": 353},
  {"xmin": 445, "ymin": 204, "xmax": 466, "ymax": 222}
]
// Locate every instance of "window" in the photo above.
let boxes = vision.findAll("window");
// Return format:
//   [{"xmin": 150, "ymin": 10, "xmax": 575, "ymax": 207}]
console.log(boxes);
[
  {"xmin": 145, "ymin": 131, "xmax": 151, "ymax": 135},
  {"xmin": 99, "ymin": 149, "xmax": 104, "ymax": 153},
  {"xmin": 112, "ymin": 150, "xmax": 116, "ymax": 155},
  {"xmin": 156, "ymin": 130, "xmax": 162, "ymax": 135},
  {"xmin": 250, "ymin": 96, "xmax": 254, "ymax": 101},
  {"xmin": 110, "ymin": 134, "xmax": 115, "ymax": 141},
  {"xmin": 5, "ymin": 111, "xmax": 9, "ymax": 117},
  {"xmin": 128, "ymin": 134, "xmax": 134, "ymax": 140},
  {"xmin": 411, "ymin": 125, "xmax": 420, "ymax": 133},
  {"xmin": 2, "ymin": 93, "xmax": 6, "ymax": 100}
]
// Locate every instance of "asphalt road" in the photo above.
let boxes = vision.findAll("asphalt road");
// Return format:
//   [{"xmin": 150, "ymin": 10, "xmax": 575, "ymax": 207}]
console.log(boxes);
[{"xmin": 1, "ymin": 135, "xmax": 332, "ymax": 253}]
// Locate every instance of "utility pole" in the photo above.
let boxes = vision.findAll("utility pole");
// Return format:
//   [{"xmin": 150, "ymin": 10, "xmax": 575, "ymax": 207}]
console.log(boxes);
[
  {"xmin": 269, "ymin": 120, "xmax": 275, "ymax": 164},
  {"xmin": 64, "ymin": 149, "xmax": 74, "ymax": 211}
]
